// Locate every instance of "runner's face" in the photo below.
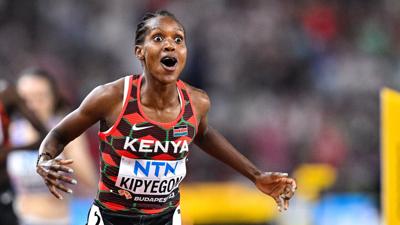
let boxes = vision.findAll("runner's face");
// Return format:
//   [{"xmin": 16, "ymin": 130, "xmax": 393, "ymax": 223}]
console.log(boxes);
[
  {"xmin": 17, "ymin": 75, "xmax": 55, "ymax": 122},
  {"xmin": 137, "ymin": 16, "xmax": 187, "ymax": 84}
]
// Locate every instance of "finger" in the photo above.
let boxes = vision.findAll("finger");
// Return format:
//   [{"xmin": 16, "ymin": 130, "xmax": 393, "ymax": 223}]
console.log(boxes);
[
  {"xmin": 280, "ymin": 178, "xmax": 298, "ymax": 192},
  {"xmin": 272, "ymin": 179, "xmax": 293, "ymax": 197},
  {"xmin": 284, "ymin": 197, "xmax": 289, "ymax": 210},
  {"xmin": 269, "ymin": 182, "xmax": 285, "ymax": 198},
  {"xmin": 36, "ymin": 166, "xmax": 48, "ymax": 177},
  {"xmin": 277, "ymin": 195, "xmax": 285, "ymax": 212},
  {"xmin": 54, "ymin": 159, "xmax": 74, "ymax": 165},
  {"xmin": 46, "ymin": 182, "xmax": 63, "ymax": 200},
  {"xmin": 281, "ymin": 179, "xmax": 297, "ymax": 193},
  {"xmin": 273, "ymin": 196, "xmax": 281, "ymax": 212},
  {"xmin": 279, "ymin": 177, "xmax": 294, "ymax": 184},
  {"xmin": 39, "ymin": 161, "xmax": 54, "ymax": 170},
  {"xmin": 284, "ymin": 185, "xmax": 295, "ymax": 199},
  {"xmin": 57, "ymin": 174, "xmax": 78, "ymax": 185},
  {"xmin": 271, "ymin": 184, "xmax": 285, "ymax": 208},
  {"xmin": 50, "ymin": 164, "xmax": 74, "ymax": 173},
  {"xmin": 47, "ymin": 170, "xmax": 61, "ymax": 180},
  {"xmin": 45, "ymin": 178, "xmax": 73, "ymax": 194},
  {"xmin": 46, "ymin": 170, "xmax": 77, "ymax": 185},
  {"xmin": 291, "ymin": 179, "xmax": 297, "ymax": 192}
]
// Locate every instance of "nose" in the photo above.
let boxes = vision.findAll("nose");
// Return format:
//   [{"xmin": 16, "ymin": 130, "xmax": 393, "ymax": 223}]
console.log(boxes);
[{"xmin": 163, "ymin": 39, "xmax": 175, "ymax": 52}]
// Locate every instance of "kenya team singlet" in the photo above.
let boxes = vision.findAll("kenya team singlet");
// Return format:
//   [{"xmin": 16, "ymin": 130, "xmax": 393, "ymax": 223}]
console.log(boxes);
[{"xmin": 96, "ymin": 75, "xmax": 198, "ymax": 216}]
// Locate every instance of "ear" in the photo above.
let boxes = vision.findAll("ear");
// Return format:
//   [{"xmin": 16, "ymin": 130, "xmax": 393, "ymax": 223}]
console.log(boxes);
[{"xmin": 135, "ymin": 45, "xmax": 144, "ymax": 60}]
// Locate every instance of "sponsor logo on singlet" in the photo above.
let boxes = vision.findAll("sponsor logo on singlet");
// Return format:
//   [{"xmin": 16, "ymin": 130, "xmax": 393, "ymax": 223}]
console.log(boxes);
[
  {"xmin": 116, "ymin": 156, "xmax": 186, "ymax": 195},
  {"xmin": 123, "ymin": 138, "xmax": 189, "ymax": 154},
  {"xmin": 131, "ymin": 124, "xmax": 153, "ymax": 131}
]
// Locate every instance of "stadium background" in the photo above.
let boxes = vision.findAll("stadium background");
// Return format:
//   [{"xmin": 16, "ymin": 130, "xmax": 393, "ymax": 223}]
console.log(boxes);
[{"xmin": 1, "ymin": 0, "xmax": 400, "ymax": 224}]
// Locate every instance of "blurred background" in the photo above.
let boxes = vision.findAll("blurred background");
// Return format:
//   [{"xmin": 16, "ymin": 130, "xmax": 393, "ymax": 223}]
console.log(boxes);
[{"xmin": 2, "ymin": 0, "xmax": 400, "ymax": 224}]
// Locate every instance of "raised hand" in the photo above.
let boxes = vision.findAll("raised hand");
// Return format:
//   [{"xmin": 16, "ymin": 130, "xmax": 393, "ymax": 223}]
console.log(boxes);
[
  {"xmin": 255, "ymin": 172, "xmax": 297, "ymax": 211},
  {"xmin": 36, "ymin": 158, "xmax": 77, "ymax": 199}
]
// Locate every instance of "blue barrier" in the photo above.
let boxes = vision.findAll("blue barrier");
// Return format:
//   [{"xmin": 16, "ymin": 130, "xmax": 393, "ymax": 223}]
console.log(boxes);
[{"xmin": 314, "ymin": 194, "xmax": 380, "ymax": 225}]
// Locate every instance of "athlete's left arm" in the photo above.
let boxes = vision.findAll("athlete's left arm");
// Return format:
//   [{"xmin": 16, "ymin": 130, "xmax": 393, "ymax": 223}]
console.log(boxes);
[{"xmin": 190, "ymin": 87, "xmax": 296, "ymax": 211}]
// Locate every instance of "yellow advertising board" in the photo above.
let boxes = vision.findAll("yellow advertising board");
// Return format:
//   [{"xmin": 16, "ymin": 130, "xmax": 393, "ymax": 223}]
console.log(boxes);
[
  {"xmin": 381, "ymin": 88, "xmax": 400, "ymax": 225},
  {"xmin": 180, "ymin": 182, "xmax": 277, "ymax": 224}
]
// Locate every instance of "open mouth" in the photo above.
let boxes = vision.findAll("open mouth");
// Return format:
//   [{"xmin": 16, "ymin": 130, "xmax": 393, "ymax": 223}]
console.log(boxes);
[{"xmin": 160, "ymin": 56, "xmax": 178, "ymax": 69}]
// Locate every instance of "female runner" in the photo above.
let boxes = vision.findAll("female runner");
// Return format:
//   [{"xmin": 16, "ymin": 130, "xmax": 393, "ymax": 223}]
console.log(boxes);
[
  {"xmin": 10, "ymin": 69, "xmax": 96, "ymax": 225},
  {"xmin": 36, "ymin": 10, "xmax": 297, "ymax": 225},
  {"xmin": 0, "ymin": 79, "xmax": 48, "ymax": 225}
]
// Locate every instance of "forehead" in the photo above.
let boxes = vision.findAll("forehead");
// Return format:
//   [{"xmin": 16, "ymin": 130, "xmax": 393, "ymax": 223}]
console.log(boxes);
[
  {"xmin": 146, "ymin": 16, "xmax": 184, "ymax": 33},
  {"xmin": 18, "ymin": 75, "xmax": 51, "ymax": 90}
]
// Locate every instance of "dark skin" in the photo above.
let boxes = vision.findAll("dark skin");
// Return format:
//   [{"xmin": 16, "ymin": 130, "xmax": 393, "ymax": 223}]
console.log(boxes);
[
  {"xmin": 0, "ymin": 81, "xmax": 48, "ymax": 183},
  {"xmin": 37, "ymin": 16, "xmax": 297, "ymax": 210}
]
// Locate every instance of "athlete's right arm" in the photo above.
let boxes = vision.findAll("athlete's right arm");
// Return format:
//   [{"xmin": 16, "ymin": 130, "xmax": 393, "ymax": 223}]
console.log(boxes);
[{"xmin": 36, "ymin": 81, "xmax": 122, "ymax": 199}]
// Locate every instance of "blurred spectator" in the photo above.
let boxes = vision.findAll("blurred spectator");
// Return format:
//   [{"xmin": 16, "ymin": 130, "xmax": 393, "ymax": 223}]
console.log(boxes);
[
  {"xmin": 0, "ymin": 80, "xmax": 48, "ymax": 225},
  {"xmin": 8, "ymin": 69, "xmax": 96, "ymax": 225}
]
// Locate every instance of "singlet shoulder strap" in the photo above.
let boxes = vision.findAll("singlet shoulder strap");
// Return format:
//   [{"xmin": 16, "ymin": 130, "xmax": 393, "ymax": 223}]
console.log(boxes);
[
  {"xmin": 122, "ymin": 76, "xmax": 130, "ymax": 109},
  {"xmin": 177, "ymin": 80, "xmax": 199, "ymax": 130},
  {"xmin": 99, "ymin": 75, "xmax": 133, "ymax": 138}
]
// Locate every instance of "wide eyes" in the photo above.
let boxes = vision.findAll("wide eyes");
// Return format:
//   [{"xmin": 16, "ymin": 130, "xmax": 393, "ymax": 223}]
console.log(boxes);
[
  {"xmin": 153, "ymin": 35, "xmax": 163, "ymax": 42},
  {"xmin": 152, "ymin": 34, "xmax": 184, "ymax": 44},
  {"xmin": 174, "ymin": 36, "xmax": 183, "ymax": 44}
]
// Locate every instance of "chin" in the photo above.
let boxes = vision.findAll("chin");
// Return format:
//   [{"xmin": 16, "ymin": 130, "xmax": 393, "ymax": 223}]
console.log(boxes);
[
  {"xmin": 155, "ymin": 73, "xmax": 180, "ymax": 84},
  {"xmin": 156, "ymin": 68, "xmax": 181, "ymax": 82}
]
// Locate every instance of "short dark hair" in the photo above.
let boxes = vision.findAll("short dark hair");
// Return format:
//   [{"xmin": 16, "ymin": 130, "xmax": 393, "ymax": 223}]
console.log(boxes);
[{"xmin": 135, "ymin": 10, "xmax": 184, "ymax": 45}]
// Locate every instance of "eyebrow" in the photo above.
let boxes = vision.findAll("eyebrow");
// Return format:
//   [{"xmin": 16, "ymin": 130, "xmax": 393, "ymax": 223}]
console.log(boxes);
[{"xmin": 149, "ymin": 27, "xmax": 184, "ymax": 33}]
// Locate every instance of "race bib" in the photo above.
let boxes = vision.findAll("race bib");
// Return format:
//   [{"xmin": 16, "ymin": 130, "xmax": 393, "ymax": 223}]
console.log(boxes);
[{"xmin": 115, "ymin": 156, "xmax": 186, "ymax": 195}]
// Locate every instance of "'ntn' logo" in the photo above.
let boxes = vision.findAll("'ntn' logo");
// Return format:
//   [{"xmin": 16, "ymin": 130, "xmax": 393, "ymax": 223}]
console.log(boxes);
[{"xmin": 134, "ymin": 160, "xmax": 178, "ymax": 177}]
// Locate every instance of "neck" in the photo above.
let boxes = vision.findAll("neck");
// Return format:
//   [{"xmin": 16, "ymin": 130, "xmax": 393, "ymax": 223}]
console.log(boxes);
[
  {"xmin": 39, "ymin": 112, "xmax": 51, "ymax": 126},
  {"xmin": 140, "ymin": 72, "xmax": 179, "ymax": 110}
]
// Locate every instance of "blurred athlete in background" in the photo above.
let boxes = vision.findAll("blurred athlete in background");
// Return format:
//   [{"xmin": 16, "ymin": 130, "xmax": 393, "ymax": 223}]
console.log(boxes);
[
  {"xmin": 36, "ymin": 11, "xmax": 296, "ymax": 225},
  {"xmin": 8, "ymin": 68, "xmax": 97, "ymax": 225},
  {"xmin": 0, "ymin": 78, "xmax": 48, "ymax": 225}
]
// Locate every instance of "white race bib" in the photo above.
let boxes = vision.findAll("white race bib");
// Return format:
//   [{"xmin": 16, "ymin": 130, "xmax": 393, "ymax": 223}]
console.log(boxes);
[{"xmin": 115, "ymin": 156, "xmax": 186, "ymax": 195}]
